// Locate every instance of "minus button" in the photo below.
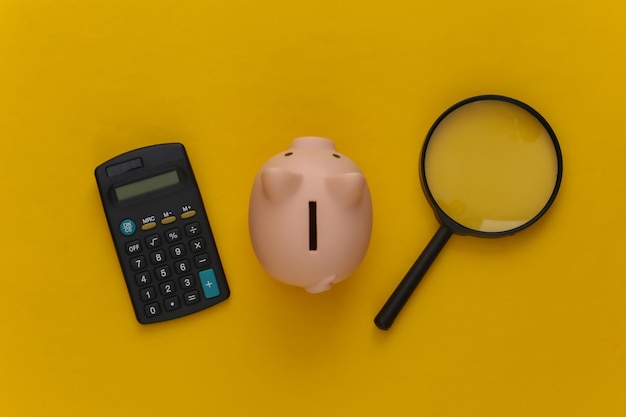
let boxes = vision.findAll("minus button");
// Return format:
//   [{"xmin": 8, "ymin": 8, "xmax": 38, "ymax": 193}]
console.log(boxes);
[{"xmin": 161, "ymin": 216, "xmax": 177, "ymax": 225}]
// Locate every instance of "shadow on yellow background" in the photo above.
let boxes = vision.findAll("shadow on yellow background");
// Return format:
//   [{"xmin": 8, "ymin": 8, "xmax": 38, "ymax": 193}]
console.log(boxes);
[{"xmin": 1, "ymin": 1, "xmax": 625, "ymax": 416}]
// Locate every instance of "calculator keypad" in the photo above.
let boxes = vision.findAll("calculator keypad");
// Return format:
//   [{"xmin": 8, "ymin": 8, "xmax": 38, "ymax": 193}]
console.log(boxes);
[
  {"xmin": 96, "ymin": 143, "xmax": 230, "ymax": 324},
  {"xmin": 124, "ymin": 218, "xmax": 222, "ymax": 321}
]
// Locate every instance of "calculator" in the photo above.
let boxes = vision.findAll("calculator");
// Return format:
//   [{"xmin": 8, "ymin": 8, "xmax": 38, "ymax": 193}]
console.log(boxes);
[{"xmin": 95, "ymin": 143, "xmax": 230, "ymax": 324}]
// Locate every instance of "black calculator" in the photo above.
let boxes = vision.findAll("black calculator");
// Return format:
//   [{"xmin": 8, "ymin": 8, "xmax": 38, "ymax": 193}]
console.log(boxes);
[{"xmin": 95, "ymin": 143, "xmax": 230, "ymax": 324}]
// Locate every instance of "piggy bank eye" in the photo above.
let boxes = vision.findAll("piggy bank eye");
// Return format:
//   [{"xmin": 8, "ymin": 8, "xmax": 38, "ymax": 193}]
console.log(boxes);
[
  {"xmin": 284, "ymin": 152, "xmax": 293, "ymax": 157},
  {"xmin": 332, "ymin": 153, "xmax": 341, "ymax": 159}
]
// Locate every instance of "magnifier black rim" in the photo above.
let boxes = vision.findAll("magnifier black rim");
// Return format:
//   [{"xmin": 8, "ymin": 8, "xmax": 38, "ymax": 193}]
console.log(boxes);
[{"xmin": 420, "ymin": 94, "xmax": 563, "ymax": 237}]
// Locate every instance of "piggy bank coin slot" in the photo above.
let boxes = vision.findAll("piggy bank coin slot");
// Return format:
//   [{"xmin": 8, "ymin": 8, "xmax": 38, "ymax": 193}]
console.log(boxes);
[{"xmin": 309, "ymin": 201, "xmax": 317, "ymax": 251}]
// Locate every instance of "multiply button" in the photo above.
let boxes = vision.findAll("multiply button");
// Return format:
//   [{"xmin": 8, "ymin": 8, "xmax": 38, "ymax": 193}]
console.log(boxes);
[{"xmin": 190, "ymin": 238, "xmax": 205, "ymax": 253}]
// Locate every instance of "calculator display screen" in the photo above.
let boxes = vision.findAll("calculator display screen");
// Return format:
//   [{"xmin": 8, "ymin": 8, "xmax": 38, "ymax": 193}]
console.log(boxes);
[{"xmin": 115, "ymin": 170, "xmax": 180, "ymax": 201}]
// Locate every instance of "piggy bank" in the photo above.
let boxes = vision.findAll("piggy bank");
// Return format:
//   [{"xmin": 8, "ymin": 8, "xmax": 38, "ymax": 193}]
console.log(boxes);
[{"xmin": 249, "ymin": 136, "xmax": 373, "ymax": 293}]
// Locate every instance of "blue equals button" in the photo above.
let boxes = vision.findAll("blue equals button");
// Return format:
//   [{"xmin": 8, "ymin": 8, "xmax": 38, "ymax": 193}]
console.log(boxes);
[{"xmin": 199, "ymin": 269, "xmax": 220, "ymax": 299}]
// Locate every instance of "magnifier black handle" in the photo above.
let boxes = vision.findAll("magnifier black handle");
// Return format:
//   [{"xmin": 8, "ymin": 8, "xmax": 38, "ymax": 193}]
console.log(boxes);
[{"xmin": 375, "ymin": 225, "xmax": 453, "ymax": 330}]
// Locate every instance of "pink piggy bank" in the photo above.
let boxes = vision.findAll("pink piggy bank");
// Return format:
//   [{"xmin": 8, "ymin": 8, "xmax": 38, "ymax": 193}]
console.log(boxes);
[{"xmin": 249, "ymin": 136, "xmax": 373, "ymax": 293}]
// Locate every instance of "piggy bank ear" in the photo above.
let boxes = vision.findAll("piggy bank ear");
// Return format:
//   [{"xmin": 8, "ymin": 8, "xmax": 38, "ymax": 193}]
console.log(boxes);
[
  {"xmin": 260, "ymin": 167, "xmax": 303, "ymax": 203},
  {"xmin": 325, "ymin": 172, "xmax": 366, "ymax": 206}
]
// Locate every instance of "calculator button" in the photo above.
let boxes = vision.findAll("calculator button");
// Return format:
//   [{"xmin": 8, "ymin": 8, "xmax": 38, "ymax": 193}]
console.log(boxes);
[
  {"xmin": 194, "ymin": 253, "xmax": 211, "ymax": 268},
  {"xmin": 126, "ymin": 240, "xmax": 142, "ymax": 255},
  {"xmin": 180, "ymin": 275, "xmax": 195, "ymax": 289},
  {"xmin": 199, "ymin": 269, "xmax": 221, "ymax": 299},
  {"xmin": 184, "ymin": 291, "xmax": 200, "ymax": 304},
  {"xmin": 185, "ymin": 222, "xmax": 201, "ymax": 237},
  {"xmin": 170, "ymin": 244, "xmax": 186, "ymax": 258},
  {"xmin": 180, "ymin": 210, "xmax": 196, "ymax": 219},
  {"xmin": 155, "ymin": 265, "xmax": 171, "ymax": 279},
  {"xmin": 165, "ymin": 228, "xmax": 182, "ymax": 243},
  {"xmin": 141, "ymin": 222, "xmax": 157, "ymax": 231},
  {"xmin": 145, "ymin": 303, "xmax": 160, "ymax": 317},
  {"xmin": 119, "ymin": 219, "xmax": 137, "ymax": 236},
  {"xmin": 189, "ymin": 238, "xmax": 205, "ymax": 253},
  {"xmin": 135, "ymin": 271, "xmax": 152, "ymax": 286},
  {"xmin": 160, "ymin": 281, "xmax": 176, "ymax": 296},
  {"xmin": 145, "ymin": 234, "xmax": 161, "ymax": 248},
  {"xmin": 140, "ymin": 287, "xmax": 157, "ymax": 302},
  {"xmin": 161, "ymin": 216, "xmax": 177, "ymax": 225},
  {"xmin": 164, "ymin": 296, "xmax": 180, "ymax": 311},
  {"xmin": 150, "ymin": 250, "xmax": 167, "ymax": 265},
  {"xmin": 130, "ymin": 255, "xmax": 146, "ymax": 271},
  {"xmin": 175, "ymin": 259, "xmax": 191, "ymax": 274}
]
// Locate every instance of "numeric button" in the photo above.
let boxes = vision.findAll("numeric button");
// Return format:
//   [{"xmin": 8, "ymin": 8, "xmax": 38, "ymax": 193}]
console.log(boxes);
[
  {"xmin": 145, "ymin": 303, "xmax": 160, "ymax": 317},
  {"xmin": 175, "ymin": 260, "xmax": 191, "ymax": 274},
  {"xmin": 135, "ymin": 271, "xmax": 152, "ymax": 286},
  {"xmin": 150, "ymin": 250, "xmax": 166, "ymax": 264},
  {"xmin": 180, "ymin": 275, "xmax": 195, "ymax": 289},
  {"xmin": 130, "ymin": 256, "xmax": 146, "ymax": 271},
  {"xmin": 170, "ymin": 244, "xmax": 186, "ymax": 258},
  {"xmin": 155, "ymin": 265, "xmax": 171, "ymax": 280},
  {"xmin": 160, "ymin": 281, "xmax": 176, "ymax": 296},
  {"xmin": 140, "ymin": 287, "xmax": 157, "ymax": 301}
]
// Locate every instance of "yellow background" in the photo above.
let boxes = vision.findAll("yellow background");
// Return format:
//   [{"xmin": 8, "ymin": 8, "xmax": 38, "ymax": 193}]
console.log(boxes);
[{"xmin": 1, "ymin": 0, "xmax": 624, "ymax": 416}]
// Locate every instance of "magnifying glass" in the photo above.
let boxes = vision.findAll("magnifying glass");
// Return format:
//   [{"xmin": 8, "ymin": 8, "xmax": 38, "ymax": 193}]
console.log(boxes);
[{"xmin": 374, "ymin": 95, "xmax": 563, "ymax": 330}]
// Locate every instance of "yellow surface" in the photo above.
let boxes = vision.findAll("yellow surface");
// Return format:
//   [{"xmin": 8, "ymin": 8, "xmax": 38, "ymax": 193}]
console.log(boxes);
[{"xmin": 1, "ymin": 1, "xmax": 625, "ymax": 416}]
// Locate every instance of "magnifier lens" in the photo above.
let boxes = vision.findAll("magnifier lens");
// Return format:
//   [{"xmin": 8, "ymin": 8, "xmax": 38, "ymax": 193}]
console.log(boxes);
[{"xmin": 424, "ymin": 100, "xmax": 559, "ymax": 233}]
